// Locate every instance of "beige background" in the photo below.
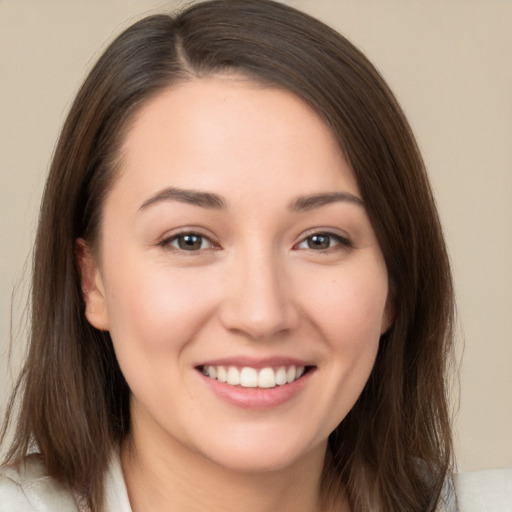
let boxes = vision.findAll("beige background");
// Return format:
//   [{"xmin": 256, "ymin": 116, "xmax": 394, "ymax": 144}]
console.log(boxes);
[{"xmin": 1, "ymin": 0, "xmax": 511, "ymax": 473}]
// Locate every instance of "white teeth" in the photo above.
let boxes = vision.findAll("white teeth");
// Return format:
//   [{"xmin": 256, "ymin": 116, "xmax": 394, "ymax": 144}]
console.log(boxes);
[
  {"xmin": 217, "ymin": 366, "xmax": 227, "ymax": 383},
  {"xmin": 227, "ymin": 366, "xmax": 240, "ymax": 385},
  {"xmin": 240, "ymin": 367, "xmax": 258, "ymax": 387},
  {"xmin": 275, "ymin": 367, "xmax": 287, "ymax": 385},
  {"xmin": 202, "ymin": 364, "xmax": 307, "ymax": 388},
  {"xmin": 258, "ymin": 367, "xmax": 276, "ymax": 388}
]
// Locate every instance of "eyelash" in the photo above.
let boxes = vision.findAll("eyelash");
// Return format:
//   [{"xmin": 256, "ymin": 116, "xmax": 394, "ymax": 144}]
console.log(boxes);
[
  {"xmin": 159, "ymin": 230, "xmax": 353, "ymax": 254},
  {"xmin": 294, "ymin": 232, "xmax": 353, "ymax": 252},
  {"xmin": 159, "ymin": 231, "xmax": 218, "ymax": 252}
]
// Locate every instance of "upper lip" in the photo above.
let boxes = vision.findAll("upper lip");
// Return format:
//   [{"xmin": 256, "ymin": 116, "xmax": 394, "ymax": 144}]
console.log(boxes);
[{"xmin": 196, "ymin": 356, "xmax": 314, "ymax": 370}]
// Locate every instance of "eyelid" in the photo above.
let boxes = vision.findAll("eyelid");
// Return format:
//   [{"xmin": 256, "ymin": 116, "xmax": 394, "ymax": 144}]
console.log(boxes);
[
  {"xmin": 158, "ymin": 227, "xmax": 220, "ymax": 252},
  {"xmin": 156, "ymin": 227, "xmax": 353, "ymax": 253},
  {"xmin": 294, "ymin": 229, "xmax": 353, "ymax": 251}
]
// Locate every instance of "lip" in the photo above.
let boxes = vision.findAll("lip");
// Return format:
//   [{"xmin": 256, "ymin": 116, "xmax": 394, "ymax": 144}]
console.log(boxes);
[
  {"xmin": 197, "ymin": 356, "xmax": 312, "ymax": 370},
  {"xmin": 196, "ymin": 357, "xmax": 315, "ymax": 410}
]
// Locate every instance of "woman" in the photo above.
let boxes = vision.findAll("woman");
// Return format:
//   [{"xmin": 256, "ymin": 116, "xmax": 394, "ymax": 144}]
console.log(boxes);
[{"xmin": 0, "ymin": 1, "xmax": 456, "ymax": 511}]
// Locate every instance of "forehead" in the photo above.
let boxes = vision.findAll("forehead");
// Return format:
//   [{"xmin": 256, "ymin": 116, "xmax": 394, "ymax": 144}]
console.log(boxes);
[{"xmin": 113, "ymin": 76, "xmax": 359, "ymax": 206}]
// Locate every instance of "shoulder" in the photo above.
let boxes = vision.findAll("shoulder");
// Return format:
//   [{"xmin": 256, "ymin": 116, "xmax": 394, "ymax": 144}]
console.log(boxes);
[
  {"xmin": 456, "ymin": 468, "xmax": 512, "ymax": 512},
  {"xmin": 0, "ymin": 456, "xmax": 79, "ymax": 512},
  {"xmin": 0, "ymin": 450, "xmax": 132, "ymax": 512}
]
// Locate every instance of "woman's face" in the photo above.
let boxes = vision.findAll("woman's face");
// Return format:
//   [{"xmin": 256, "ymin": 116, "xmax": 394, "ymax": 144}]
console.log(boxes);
[{"xmin": 83, "ymin": 76, "xmax": 390, "ymax": 473}]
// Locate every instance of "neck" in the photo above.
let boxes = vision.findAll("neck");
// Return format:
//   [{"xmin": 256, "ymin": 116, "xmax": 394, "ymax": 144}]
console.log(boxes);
[{"xmin": 121, "ymin": 412, "xmax": 344, "ymax": 512}]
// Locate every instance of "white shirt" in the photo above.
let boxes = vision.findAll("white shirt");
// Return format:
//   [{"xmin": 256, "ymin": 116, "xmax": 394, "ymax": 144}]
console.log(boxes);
[{"xmin": 1, "ymin": 452, "xmax": 510, "ymax": 511}]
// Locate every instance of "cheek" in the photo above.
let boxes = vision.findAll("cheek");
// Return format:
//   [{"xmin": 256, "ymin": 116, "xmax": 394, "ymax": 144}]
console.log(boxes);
[
  {"xmin": 102, "ymin": 260, "xmax": 219, "ymax": 356},
  {"xmin": 304, "ymin": 265, "xmax": 389, "ymax": 347},
  {"xmin": 304, "ymin": 266, "xmax": 387, "ymax": 428},
  {"xmin": 101, "ymin": 262, "xmax": 222, "ymax": 411}
]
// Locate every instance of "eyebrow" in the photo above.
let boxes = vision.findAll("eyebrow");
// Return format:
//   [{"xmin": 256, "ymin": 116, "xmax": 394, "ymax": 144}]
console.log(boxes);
[
  {"xmin": 139, "ymin": 187, "xmax": 363, "ymax": 212},
  {"xmin": 139, "ymin": 187, "xmax": 226, "ymax": 210},
  {"xmin": 289, "ymin": 192, "xmax": 364, "ymax": 211}
]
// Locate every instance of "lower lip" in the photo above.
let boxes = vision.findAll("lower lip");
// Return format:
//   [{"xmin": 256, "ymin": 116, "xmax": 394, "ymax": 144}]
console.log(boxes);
[{"xmin": 198, "ymin": 370, "xmax": 313, "ymax": 410}]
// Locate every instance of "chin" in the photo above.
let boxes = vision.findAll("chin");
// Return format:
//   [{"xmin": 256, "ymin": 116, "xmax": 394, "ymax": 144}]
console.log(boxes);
[{"xmin": 193, "ymin": 428, "xmax": 325, "ymax": 474}]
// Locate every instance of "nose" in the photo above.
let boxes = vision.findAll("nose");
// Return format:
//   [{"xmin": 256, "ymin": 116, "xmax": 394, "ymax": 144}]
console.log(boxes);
[{"xmin": 218, "ymin": 247, "xmax": 300, "ymax": 340}]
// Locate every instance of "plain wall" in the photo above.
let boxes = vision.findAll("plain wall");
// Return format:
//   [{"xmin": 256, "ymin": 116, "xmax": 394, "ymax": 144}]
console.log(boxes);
[{"xmin": 1, "ymin": 0, "xmax": 511, "ymax": 473}]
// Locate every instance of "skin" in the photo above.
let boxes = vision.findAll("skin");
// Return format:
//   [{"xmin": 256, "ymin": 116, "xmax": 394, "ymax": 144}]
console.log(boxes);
[{"xmin": 80, "ymin": 76, "xmax": 391, "ymax": 512}]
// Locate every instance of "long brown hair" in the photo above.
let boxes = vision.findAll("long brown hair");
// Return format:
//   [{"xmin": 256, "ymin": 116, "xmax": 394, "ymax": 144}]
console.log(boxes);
[{"xmin": 1, "ymin": 1, "xmax": 455, "ymax": 510}]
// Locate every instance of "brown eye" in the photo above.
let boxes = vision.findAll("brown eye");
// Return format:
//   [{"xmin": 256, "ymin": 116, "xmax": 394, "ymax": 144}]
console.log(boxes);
[
  {"xmin": 306, "ymin": 234, "xmax": 331, "ymax": 250},
  {"xmin": 296, "ymin": 232, "xmax": 352, "ymax": 251},
  {"xmin": 178, "ymin": 234, "xmax": 203, "ymax": 250},
  {"xmin": 165, "ymin": 233, "xmax": 213, "ymax": 251}
]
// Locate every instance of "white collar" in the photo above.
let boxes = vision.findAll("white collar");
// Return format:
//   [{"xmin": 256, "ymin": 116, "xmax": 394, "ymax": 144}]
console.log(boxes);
[{"xmin": 103, "ymin": 450, "xmax": 132, "ymax": 512}]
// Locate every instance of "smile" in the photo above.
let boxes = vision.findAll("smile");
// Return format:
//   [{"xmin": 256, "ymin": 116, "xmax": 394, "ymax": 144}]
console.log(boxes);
[{"xmin": 200, "ymin": 365, "xmax": 306, "ymax": 388}]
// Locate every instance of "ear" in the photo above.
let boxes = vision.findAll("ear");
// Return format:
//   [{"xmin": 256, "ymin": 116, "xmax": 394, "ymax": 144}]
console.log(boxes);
[{"xmin": 76, "ymin": 238, "xmax": 110, "ymax": 331}]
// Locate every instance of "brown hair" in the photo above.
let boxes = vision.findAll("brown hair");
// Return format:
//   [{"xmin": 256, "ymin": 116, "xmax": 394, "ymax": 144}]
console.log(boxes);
[{"xmin": 1, "ymin": 1, "xmax": 455, "ymax": 510}]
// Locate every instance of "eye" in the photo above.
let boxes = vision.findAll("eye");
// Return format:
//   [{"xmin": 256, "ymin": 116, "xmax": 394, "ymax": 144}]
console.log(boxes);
[
  {"xmin": 296, "ymin": 232, "xmax": 351, "ymax": 251},
  {"xmin": 162, "ymin": 232, "xmax": 214, "ymax": 252}
]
